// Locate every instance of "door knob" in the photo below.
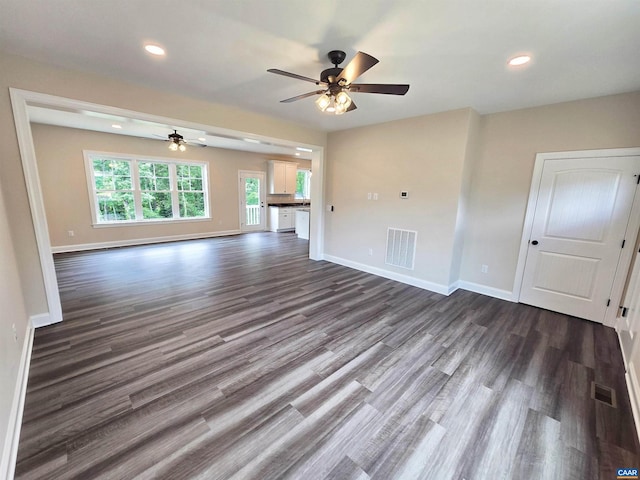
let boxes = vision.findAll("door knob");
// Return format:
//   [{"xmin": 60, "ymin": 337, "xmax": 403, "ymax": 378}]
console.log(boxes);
[{"xmin": 531, "ymin": 240, "xmax": 539, "ymax": 245}]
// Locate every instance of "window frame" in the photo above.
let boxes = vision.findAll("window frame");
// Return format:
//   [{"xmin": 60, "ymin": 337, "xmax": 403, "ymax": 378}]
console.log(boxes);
[
  {"xmin": 295, "ymin": 168, "xmax": 312, "ymax": 200},
  {"xmin": 84, "ymin": 151, "xmax": 210, "ymax": 227}
]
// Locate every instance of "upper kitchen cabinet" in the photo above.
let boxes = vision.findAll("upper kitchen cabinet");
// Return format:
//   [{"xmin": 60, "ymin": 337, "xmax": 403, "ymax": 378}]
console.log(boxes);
[{"xmin": 268, "ymin": 160, "xmax": 298, "ymax": 194}]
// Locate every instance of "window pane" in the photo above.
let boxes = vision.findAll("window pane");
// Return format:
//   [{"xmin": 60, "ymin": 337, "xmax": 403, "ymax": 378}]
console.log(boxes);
[
  {"xmin": 139, "ymin": 162, "xmax": 153, "ymax": 177},
  {"xmin": 154, "ymin": 163, "xmax": 169, "ymax": 177},
  {"xmin": 190, "ymin": 179, "xmax": 202, "ymax": 191},
  {"xmin": 115, "ymin": 176, "xmax": 132, "ymax": 190},
  {"xmin": 176, "ymin": 164, "xmax": 188, "ymax": 177},
  {"xmin": 142, "ymin": 192, "xmax": 173, "ymax": 219},
  {"xmin": 140, "ymin": 177, "xmax": 153, "ymax": 190},
  {"xmin": 191, "ymin": 165, "xmax": 203, "ymax": 179},
  {"xmin": 179, "ymin": 192, "xmax": 205, "ymax": 218},
  {"xmin": 97, "ymin": 191, "xmax": 135, "ymax": 222},
  {"xmin": 295, "ymin": 170, "xmax": 310, "ymax": 199},
  {"xmin": 155, "ymin": 178, "xmax": 170, "ymax": 191}
]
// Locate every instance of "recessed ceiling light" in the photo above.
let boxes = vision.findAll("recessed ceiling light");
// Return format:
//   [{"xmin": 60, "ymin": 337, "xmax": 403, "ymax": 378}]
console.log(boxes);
[
  {"xmin": 508, "ymin": 55, "xmax": 531, "ymax": 66},
  {"xmin": 144, "ymin": 44, "xmax": 165, "ymax": 56},
  {"xmin": 198, "ymin": 137, "xmax": 206, "ymax": 142},
  {"xmin": 244, "ymin": 138, "xmax": 260, "ymax": 144},
  {"xmin": 296, "ymin": 147, "xmax": 313, "ymax": 152},
  {"xmin": 295, "ymin": 152, "xmax": 301, "ymax": 156},
  {"xmin": 111, "ymin": 124, "xmax": 122, "ymax": 129}
]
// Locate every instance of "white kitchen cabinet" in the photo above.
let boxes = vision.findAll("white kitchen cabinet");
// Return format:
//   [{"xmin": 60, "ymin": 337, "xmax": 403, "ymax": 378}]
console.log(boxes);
[
  {"xmin": 268, "ymin": 160, "xmax": 298, "ymax": 194},
  {"xmin": 269, "ymin": 207, "xmax": 295, "ymax": 232},
  {"xmin": 295, "ymin": 208, "xmax": 310, "ymax": 240}
]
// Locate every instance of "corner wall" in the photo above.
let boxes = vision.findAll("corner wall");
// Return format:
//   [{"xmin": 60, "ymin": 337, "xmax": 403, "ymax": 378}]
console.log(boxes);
[
  {"xmin": 460, "ymin": 91, "xmax": 640, "ymax": 293},
  {"xmin": 324, "ymin": 108, "xmax": 476, "ymax": 291},
  {"xmin": 0, "ymin": 178, "xmax": 30, "ymax": 479}
]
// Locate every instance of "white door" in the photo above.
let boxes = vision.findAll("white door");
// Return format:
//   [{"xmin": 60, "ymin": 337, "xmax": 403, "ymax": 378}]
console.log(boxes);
[
  {"xmin": 519, "ymin": 155, "xmax": 640, "ymax": 322},
  {"xmin": 239, "ymin": 171, "xmax": 266, "ymax": 232}
]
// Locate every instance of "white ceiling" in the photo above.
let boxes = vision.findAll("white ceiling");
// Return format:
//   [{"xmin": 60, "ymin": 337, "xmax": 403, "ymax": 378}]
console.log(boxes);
[
  {"xmin": 27, "ymin": 105, "xmax": 314, "ymax": 159},
  {"xmin": 1, "ymin": 0, "xmax": 640, "ymax": 133}
]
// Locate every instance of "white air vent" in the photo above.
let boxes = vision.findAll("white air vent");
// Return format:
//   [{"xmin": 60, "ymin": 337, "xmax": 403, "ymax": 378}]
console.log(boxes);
[{"xmin": 385, "ymin": 228, "xmax": 417, "ymax": 270}]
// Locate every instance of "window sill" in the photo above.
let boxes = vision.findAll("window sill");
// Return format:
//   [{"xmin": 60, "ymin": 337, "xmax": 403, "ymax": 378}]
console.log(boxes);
[{"xmin": 92, "ymin": 217, "xmax": 211, "ymax": 228}]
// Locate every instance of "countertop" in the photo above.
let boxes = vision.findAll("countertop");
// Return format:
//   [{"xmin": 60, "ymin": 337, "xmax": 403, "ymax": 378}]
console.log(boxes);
[{"xmin": 268, "ymin": 203, "xmax": 311, "ymax": 208}]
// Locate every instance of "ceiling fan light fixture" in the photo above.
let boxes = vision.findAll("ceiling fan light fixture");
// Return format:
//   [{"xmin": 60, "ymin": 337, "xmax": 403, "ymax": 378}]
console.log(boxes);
[
  {"xmin": 167, "ymin": 129, "xmax": 186, "ymax": 152},
  {"xmin": 334, "ymin": 102, "xmax": 348, "ymax": 115},
  {"xmin": 335, "ymin": 91, "xmax": 352, "ymax": 108},
  {"xmin": 315, "ymin": 94, "xmax": 331, "ymax": 112}
]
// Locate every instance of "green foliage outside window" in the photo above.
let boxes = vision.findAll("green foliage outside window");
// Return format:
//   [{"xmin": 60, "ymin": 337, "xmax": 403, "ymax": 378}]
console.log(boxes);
[
  {"xmin": 245, "ymin": 178, "xmax": 259, "ymax": 205},
  {"xmin": 177, "ymin": 164, "xmax": 206, "ymax": 218},
  {"xmin": 295, "ymin": 170, "xmax": 311, "ymax": 199},
  {"xmin": 90, "ymin": 156, "xmax": 208, "ymax": 223},
  {"xmin": 93, "ymin": 159, "xmax": 135, "ymax": 221}
]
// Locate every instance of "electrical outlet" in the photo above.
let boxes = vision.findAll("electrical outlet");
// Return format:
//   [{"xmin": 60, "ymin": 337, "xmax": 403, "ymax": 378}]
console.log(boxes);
[
  {"xmin": 67, "ymin": 230, "xmax": 74, "ymax": 237},
  {"xmin": 12, "ymin": 323, "xmax": 17, "ymax": 342},
  {"xmin": 367, "ymin": 192, "xmax": 372, "ymax": 200},
  {"xmin": 481, "ymin": 264, "xmax": 489, "ymax": 274},
  {"xmin": 373, "ymin": 193, "xmax": 379, "ymax": 200},
  {"xmin": 368, "ymin": 248, "xmax": 373, "ymax": 256}
]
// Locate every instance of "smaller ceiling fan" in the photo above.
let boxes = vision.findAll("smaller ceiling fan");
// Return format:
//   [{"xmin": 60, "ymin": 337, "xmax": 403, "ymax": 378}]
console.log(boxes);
[
  {"xmin": 154, "ymin": 130, "xmax": 206, "ymax": 151},
  {"xmin": 268, "ymin": 50, "xmax": 410, "ymax": 114}
]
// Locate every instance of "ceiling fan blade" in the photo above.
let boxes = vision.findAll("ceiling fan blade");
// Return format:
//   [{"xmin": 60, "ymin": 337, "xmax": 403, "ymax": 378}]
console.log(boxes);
[
  {"xmin": 280, "ymin": 90, "xmax": 326, "ymax": 103},
  {"xmin": 336, "ymin": 52, "xmax": 379, "ymax": 84},
  {"xmin": 347, "ymin": 100, "xmax": 357, "ymax": 112},
  {"xmin": 349, "ymin": 84, "xmax": 410, "ymax": 95},
  {"xmin": 267, "ymin": 69, "xmax": 327, "ymax": 86}
]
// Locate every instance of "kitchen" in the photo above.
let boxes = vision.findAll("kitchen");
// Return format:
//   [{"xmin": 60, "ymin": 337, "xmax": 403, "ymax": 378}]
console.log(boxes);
[{"xmin": 266, "ymin": 159, "xmax": 311, "ymax": 240}]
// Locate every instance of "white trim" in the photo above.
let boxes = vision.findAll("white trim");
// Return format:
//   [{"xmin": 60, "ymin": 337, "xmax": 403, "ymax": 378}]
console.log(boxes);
[
  {"xmin": 513, "ymin": 147, "xmax": 640, "ymax": 326},
  {"xmin": 29, "ymin": 312, "xmax": 58, "ymax": 329},
  {"xmin": 323, "ymin": 254, "xmax": 451, "ymax": 295},
  {"xmin": 91, "ymin": 217, "xmax": 212, "ymax": 228},
  {"xmin": 9, "ymin": 90, "xmax": 63, "ymax": 324},
  {"xmin": 626, "ymin": 364, "xmax": 640, "ymax": 446},
  {"xmin": 8, "ymin": 88, "xmax": 326, "ymax": 320},
  {"xmin": 457, "ymin": 280, "xmax": 515, "ymax": 302},
  {"xmin": 50, "ymin": 230, "xmax": 242, "ymax": 254},
  {"xmin": 0, "ymin": 323, "xmax": 34, "ymax": 480}
]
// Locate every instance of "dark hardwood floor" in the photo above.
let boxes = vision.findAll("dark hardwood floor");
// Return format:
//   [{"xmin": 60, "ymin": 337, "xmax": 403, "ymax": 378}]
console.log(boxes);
[{"xmin": 15, "ymin": 232, "xmax": 639, "ymax": 479}]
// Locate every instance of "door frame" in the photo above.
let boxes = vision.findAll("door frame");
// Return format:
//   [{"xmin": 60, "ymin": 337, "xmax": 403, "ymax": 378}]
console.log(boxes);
[
  {"xmin": 238, "ymin": 170, "xmax": 266, "ymax": 232},
  {"xmin": 9, "ymin": 87, "xmax": 326, "ymax": 327},
  {"xmin": 513, "ymin": 147, "xmax": 640, "ymax": 326}
]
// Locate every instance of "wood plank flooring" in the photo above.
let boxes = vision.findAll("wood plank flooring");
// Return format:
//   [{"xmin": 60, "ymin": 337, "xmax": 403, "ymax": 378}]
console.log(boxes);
[{"xmin": 15, "ymin": 232, "xmax": 640, "ymax": 479}]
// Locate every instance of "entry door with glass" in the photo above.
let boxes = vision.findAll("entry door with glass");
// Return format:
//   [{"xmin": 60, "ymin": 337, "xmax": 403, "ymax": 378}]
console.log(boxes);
[{"xmin": 239, "ymin": 171, "xmax": 266, "ymax": 232}]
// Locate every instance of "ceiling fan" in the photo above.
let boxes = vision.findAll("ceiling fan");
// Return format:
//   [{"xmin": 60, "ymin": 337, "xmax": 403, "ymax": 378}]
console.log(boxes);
[
  {"xmin": 267, "ymin": 50, "xmax": 410, "ymax": 115},
  {"xmin": 153, "ymin": 130, "xmax": 206, "ymax": 151}
]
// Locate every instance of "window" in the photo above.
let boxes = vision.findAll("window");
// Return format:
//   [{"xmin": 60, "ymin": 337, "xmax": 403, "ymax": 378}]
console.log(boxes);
[
  {"xmin": 85, "ymin": 152, "xmax": 209, "ymax": 225},
  {"xmin": 295, "ymin": 169, "xmax": 311, "ymax": 200}
]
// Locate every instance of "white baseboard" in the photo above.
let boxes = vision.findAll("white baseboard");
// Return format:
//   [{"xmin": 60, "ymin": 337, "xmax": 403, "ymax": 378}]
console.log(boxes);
[
  {"xmin": 457, "ymin": 280, "xmax": 515, "ymax": 302},
  {"xmin": 626, "ymin": 362, "xmax": 640, "ymax": 446},
  {"xmin": 0, "ymin": 323, "xmax": 34, "ymax": 480},
  {"xmin": 50, "ymin": 229, "xmax": 242, "ymax": 253},
  {"xmin": 29, "ymin": 312, "xmax": 59, "ymax": 329},
  {"xmin": 323, "ymin": 255, "xmax": 451, "ymax": 295}
]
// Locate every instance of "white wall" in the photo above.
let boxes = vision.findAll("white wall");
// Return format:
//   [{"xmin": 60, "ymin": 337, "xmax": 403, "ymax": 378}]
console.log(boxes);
[
  {"xmin": 32, "ymin": 124, "xmax": 310, "ymax": 249},
  {"xmin": 460, "ymin": 91, "xmax": 640, "ymax": 293},
  {"xmin": 0, "ymin": 178, "xmax": 29, "ymax": 478},
  {"xmin": 325, "ymin": 108, "xmax": 476, "ymax": 290}
]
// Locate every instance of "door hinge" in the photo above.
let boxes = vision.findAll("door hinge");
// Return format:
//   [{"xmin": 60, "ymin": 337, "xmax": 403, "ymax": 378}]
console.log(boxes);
[
  {"xmin": 606, "ymin": 299, "xmax": 611, "ymax": 307},
  {"xmin": 622, "ymin": 239, "xmax": 626, "ymax": 248},
  {"xmin": 636, "ymin": 174, "xmax": 640, "ymax": 184},
  {"xmin": 622, "ymin": 306, "xmax": 629, "ymax": 317}
]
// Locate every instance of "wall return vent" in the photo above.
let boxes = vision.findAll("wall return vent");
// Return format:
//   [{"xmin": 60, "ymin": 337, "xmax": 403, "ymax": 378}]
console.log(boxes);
[{"xmin": 386, "ymin": 228, "xmax": 417, "ymax": 270}]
